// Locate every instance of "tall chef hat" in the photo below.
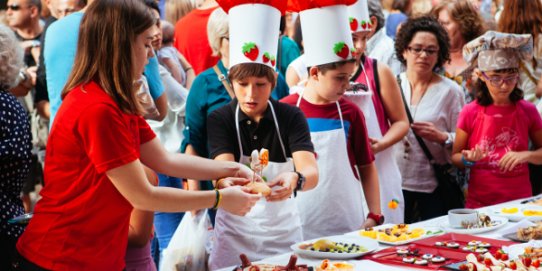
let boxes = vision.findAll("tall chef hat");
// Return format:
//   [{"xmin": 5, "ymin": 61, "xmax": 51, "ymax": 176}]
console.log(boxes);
[
  {"xmin": 347, "ymin": 0, "xmax": 371, "ymax": 33},
  {"xmin": 463, "ymin": 31, "xmax": 533, "ymax": 72},
  {"xmin": 217, "ymin": 0, "xmax": 287, "ymax": 69},
  {"xmin": 288, "ymin": 0, "xmax": 356, "ymax": 67}
]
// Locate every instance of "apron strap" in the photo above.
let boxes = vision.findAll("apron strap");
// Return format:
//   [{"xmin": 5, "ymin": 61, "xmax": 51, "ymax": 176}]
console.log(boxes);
[
  {"xmin": 235, "ymin": 102, "xmax": 289, "ymax": 163},
  {"xmin": 213, "ymin": 65, "xmax": 235, "ymax": 99},
  {"xmin": 359, "ymin": 59, "xmax": 373, "ymax": 94}
]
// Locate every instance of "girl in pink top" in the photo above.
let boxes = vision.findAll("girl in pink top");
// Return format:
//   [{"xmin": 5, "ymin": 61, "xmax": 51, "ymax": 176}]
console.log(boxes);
[{"xmin": 453, "ymin": 31, "xmax": 542, "ymax": 208}]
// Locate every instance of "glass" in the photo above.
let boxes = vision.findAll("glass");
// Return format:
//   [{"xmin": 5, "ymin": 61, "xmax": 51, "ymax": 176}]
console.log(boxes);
[
  {"xmin": 407, "ymin": 46, "xmax": 439, "ymax": 56},
  {"xmin": 481, "ymin": 72, "xmax": 519, "ymax": 87},
  {"xmin": 7, "ymin": 4, "xmax": 24, "ymax": 10}
]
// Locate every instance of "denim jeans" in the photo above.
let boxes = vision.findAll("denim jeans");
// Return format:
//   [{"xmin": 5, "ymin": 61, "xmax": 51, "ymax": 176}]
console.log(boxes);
[{"xmin": 154, "ymin": 174, "xmax": 184, "ymax": 254}]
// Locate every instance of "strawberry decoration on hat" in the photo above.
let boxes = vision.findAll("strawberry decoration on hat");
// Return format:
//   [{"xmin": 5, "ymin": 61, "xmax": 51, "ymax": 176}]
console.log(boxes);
[
  {"xmin": 347, "ymin": 0, "xmax": 372, "ymax": 33},
  {"xmin": 287, "ymin": 0, "xmax": 356, "ymax": 67},
  {"xmin": 217, "ymin": 0, "xmax": 285, "ymax": 69}
]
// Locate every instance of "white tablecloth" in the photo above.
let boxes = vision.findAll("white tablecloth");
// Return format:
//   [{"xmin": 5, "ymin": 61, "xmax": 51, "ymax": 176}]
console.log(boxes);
[{"xmin": 216, "ymin": 195, "xmax": 541, "ymax": 271}]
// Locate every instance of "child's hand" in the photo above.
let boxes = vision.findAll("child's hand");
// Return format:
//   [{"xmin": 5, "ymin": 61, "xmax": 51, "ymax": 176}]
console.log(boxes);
[
  {"xmin": 266, "ymin": 172, "xmax": 297, "ymax": 202},
  {"xmin": 499, "ymin": 151, "xmax": 530, "ymax": 172},
  {"xmin": 462, "ymin": 145, "xmax": 487, "ymax": 162},
  {"xmin": 368, "ymin": 137, "xmax": 382, "ymax": 153}
]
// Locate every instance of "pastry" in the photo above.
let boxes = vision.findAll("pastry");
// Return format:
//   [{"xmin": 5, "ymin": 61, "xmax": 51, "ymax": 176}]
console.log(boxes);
[{"xmin": 246, "ymin": 182, "xmax": 272, "ymax": 196}]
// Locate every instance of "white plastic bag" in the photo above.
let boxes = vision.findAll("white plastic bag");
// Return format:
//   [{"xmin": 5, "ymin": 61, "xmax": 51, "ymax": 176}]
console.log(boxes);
[{"xmin": 160, "ymin": 210, "xmax": 211, "ymax": 271}]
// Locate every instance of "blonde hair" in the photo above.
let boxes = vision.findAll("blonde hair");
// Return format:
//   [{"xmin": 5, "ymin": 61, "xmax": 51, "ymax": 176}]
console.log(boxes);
[
  {"xmin": 0, "ymin": 24, "xmax": 24, "ymax": 90},
  {"xmin": 207, "ymin": 7, "xmax": 228, "ymax": 57},
  {"xmin": 165, "ymin": 0, "xmax": 194, "ymax": 25}
]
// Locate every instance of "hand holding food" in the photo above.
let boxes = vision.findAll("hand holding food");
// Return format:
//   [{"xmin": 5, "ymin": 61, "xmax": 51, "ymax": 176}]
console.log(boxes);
[
  {"xmin": 219, "ymin": 186, "xmax": 261, "ymax": 216},
  {"xmin": 245, "ymin": 181, "xmax": 272, "ymax": 197},
  {"xmin": 266, "ymin": 172, "xmax": 297, "ymax": 202}
]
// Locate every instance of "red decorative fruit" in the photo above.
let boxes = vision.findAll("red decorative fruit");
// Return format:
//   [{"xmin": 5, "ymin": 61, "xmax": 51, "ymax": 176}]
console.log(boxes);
[
  {"xmin": 522, "ymin": 257, "xmax": 532, "ymax": 267},
  {"xmin": 501, "ymin": 254, "xmax": 509, "ymax": 261},
  {"xmin": 262, "ymin": 52, "xmax": 270, "ymax": 63},
  {"xmin": 458, "ymin": 264, "xmax": 468, "ymax": 271},
  {"xmin": 333, "ymin": 42, "xmax": 350, "ymax": 59},
  {"xmin": 495, "ymin": 250, "xmax": 503, "ymax": 260},
  {"xmin": 509, "ymin": 261, "xmax": 517, "ymax": 270},
  {"xmin": 484, "ymin": 257, "xmax": 492, "ymax": 266},
  {"xmin": 349, "ymin": 17, "xmax": 358, "ymax": 31},
  {"xmin": 361, "ymin": 20, "xmax": 367, "ymax": 29},
  {"xmin": 242, "ymin": 42, "xmax": 259, "ymax": 61},
  {"xmin": 533, "ymin": 259, "xmax": 540, "ymax": 268},
  {"xmin": 477, "ymin": 254, "xmax": 485, "ymax": 262},
  {"xmin": 270, "ymin": 56, "xmax": 276, "ymax": 67}
]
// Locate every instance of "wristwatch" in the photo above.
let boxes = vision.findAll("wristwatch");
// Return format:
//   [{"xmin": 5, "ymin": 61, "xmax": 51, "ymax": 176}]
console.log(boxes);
[
  {"xmin": 443, "ymin": 133, "xmax": 453, "ymax": 147},
  {"xmin": 293, "ymin": 171, "xmax": 306, "ymax": 197},
  {"xmin": 367, "ymin": 212, "xmax": 385, "ymax": 225}
]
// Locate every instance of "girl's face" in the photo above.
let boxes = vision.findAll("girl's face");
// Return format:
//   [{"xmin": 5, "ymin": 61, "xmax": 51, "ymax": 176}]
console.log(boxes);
[
  {"xmin": 151, "ymin": 9, "xmax": 162, "ymax": 50},
  {"xmin": 478, "ymin": 70, "xmax": 519, "ymax": 102},
  {"xmin": 233, "ymin": 75, "xmax": 274, "ymax": 121},
  {"xmin": 311, "ymin": 62, "xmax": 356, "ymax": 103},
  {"xmin": 132, "ymin": 26, "xmax": 156, "ymax": 78},
  {"xmin": 352, "ymin": 31, "xmax": 370, "ymax": 60}
]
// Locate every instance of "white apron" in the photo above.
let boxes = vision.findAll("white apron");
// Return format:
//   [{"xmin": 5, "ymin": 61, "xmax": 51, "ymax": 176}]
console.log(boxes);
[
  {"xmin": 344, "ymin": 65, "xmax": 405, "ymax": 224},
  {"xmin": 295, "ymin": 93, "xmax": 365, "ymax": 240},
  {"xmin": 209, "ymin": 101, "xmax": 303, "ymax": 270}
]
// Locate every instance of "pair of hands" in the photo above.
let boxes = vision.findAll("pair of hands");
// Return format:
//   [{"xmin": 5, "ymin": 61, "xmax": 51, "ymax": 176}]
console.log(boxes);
[
  {"xmin": 218, "ymin": 171, "xmax": 298, "ymax": 202},
  {"xmin": 462, "ymin": 145, "xmax": 530, "ymax": 172},
  {"xmin": 410, "ymin": 121, "xmax": 448, "ymax": 143}
]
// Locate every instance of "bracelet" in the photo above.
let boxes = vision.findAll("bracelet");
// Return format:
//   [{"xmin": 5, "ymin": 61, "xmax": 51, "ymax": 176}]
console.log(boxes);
[
  {"xmin": 461, "ymin": 155, "xmax": 476, "ymax": 167},
  {"xmin": 212, "ymin": 190, "xmax": 222, "ymax": 209}
]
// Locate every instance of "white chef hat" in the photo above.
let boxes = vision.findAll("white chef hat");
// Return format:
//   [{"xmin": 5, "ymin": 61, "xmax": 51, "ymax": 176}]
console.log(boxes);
[
  {"xmin": 218, "ymin": 0, "xmax": 287, "ymax": 69},
  {"xmin": 347, "ymin": 0, "xmax": 372, "ymax": 33},
  {"xmin": 289, "ymin": 0, "xmax": 356, "ymax": 67}
]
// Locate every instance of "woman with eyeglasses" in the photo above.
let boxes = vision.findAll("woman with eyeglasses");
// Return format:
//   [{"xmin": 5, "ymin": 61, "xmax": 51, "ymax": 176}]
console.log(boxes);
[
  {"xmin": 394, "ymin": 16, "xmax": 465, "ymax": 223},
  {"xmin": 452, "ymin": 31, "xmax": 542, "ymax": 208}
]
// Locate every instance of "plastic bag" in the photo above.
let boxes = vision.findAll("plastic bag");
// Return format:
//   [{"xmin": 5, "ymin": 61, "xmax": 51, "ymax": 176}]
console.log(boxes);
[{"xmin": 160, "ymin": 210, "xmax": 210, "ymax": 271}]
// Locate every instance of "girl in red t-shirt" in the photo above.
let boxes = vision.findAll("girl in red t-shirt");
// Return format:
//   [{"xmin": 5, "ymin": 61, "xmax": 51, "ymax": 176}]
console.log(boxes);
[{"xmin": 14, "ymin": 1, "xmax": 259, "ymax": 270}]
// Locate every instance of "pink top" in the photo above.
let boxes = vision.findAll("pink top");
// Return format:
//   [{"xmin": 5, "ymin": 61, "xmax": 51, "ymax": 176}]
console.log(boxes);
[
  {"xmin": 458, "ymin": 100, "xmax": 542, "ymax": 207},
  {"xmin": 353, "ymin": 56, "xmax": 390, "ymax": 135}
]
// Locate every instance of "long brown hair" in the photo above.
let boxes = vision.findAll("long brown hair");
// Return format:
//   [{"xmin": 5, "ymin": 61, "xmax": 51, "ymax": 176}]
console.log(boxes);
[
  {"xmin": 61, "ymin": 0, "xmax": 155, "ymax": 115},
  {"xmin": 498, "ymin": 0, "xmax": 542, "ymax": 41}
]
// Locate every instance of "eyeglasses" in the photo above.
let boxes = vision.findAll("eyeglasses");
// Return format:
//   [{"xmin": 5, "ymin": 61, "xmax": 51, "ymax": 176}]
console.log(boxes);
[
  {"xmin": 7, "ymin": 4, "xmax": 25, "ymax": 11},
  {"xmin": 481, "ymin": 72, "xmax": 519, "ymax": 87},
  {"xmin": 407, "ymin": 46, "xmax": 439, "ymax": 56}
]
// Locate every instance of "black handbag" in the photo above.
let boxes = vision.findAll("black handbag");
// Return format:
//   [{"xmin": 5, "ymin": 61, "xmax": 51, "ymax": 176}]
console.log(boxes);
[{"xmin": 397, "ymin": 75, "xmax": 465, "ymax": 211}]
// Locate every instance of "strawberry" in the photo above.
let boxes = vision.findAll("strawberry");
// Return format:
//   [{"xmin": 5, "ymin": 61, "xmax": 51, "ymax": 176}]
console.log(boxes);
[
  {"xmin": 495, "ymin": 250, "xmax": 503, "ymax": 260},
  {"xmin": 533, "ymin": 259, "xmax": 540, "ymax": 268},
  {"xmin": 501, "ymin": 254, "xmax": 509, "ymax": 261},
  {"xmin": 458, "ymin": 264, "xmax": 469, "ymax": 271},
  {"xmin": 522, "ymin": 257, "xmax": 532, "ymax": 267},
  {"xmin": 242, "ymin": 42, "xmax": 259, "ymax": 61},
  {"xmin": 484, "ymin": 257, "xmax": 492, "ymax": 266},
  {"xmin": 361, "ymin": 20, "xmax": 367, "ymax": 29},
  {"xmin": 262, "ymin": 52, "xmax": 270, "ymax": 63},
  {"xmin": 270, "ymin": 56, "xmax": 276, "ymax": 67},
  {"xmin": 509, "ymin": 261, "xmax": 517, "ymax": 270},
  {"xmin": 349, "ymin": 17, "xmax": 358, "ymax": 31},
  {"xmin": 333, "ymin": 42, "xmax": 350, "ymax": 59},
  {"xmin": 351, "ymin": 48, "xmax": 358, "ymax": 58},
  {"xmin": 477, "ymin": 254, "xmax": 485, "ymax": 262}
]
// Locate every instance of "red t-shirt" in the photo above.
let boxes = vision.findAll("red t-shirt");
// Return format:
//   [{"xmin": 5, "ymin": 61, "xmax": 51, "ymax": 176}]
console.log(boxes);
[
  {"xmin": 281, "ymin": 94, "xmax": 374, "ymax": 179},
  {"xmin": 16, "ymin": 82, "xmax": 155, "ymax": 270},
  {"xmin": 173, "ymin": 6, "xmax": 220, "ymax": 75}
]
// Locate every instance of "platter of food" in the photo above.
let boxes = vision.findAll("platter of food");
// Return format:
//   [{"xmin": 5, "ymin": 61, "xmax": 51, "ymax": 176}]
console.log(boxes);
[
  {"xmin": 291, "ymin": 235, "xmax": 378, "ymax": 260},
  {"xmin": 232, "ymin": 254, "xmax": 310, "ymax": 271},
  {"xmin": 441, "ymin": 214, "xmax": 508, "ymax": 234},
  {"xmin": 492, "ymin": 205, "xmax": 542, "ymax": 221},
  {"xmin": 502, "ymin": 221, "xmax": 542, "ymax": 243},
  {"xmin": 315, "ymin": 260, "xmax": 354, "ymax": 271},
  {"xmin": 444, "ymin": 244, "xmax": 542, "ymax": 270},
  {"xmin": 365, "ymin": 233, "xmax": 516, "ymax": 270},
  {"xmin": 354, "ymin": 224, "xmax": 444, "ymax": 245}
]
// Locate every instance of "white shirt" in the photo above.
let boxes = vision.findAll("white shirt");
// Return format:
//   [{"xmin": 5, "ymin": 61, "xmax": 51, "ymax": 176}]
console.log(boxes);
[{"xmin": 395, "ymin": 73, "xmax": 465, "ymax": 193}]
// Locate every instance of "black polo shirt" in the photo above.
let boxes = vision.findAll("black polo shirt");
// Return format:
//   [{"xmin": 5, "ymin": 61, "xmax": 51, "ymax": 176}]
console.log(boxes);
[{"xmin": 207, "ymin": 98, "xmax": 314, "ymax": 162}]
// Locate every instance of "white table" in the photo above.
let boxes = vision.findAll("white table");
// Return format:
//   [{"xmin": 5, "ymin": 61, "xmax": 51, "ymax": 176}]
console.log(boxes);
[{"xmin": 217, "ymin": 195, "xmax": 541, "ymax": 271}]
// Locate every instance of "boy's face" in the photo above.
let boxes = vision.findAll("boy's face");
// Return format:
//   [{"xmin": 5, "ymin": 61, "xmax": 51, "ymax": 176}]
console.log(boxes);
[
  {"xmin": 352, "ymin": 31, "xmax": 370, "ymax": 59},
  {"xmin": 233, "ymin": 76, "xmax": 274, "ymax": 120},
  {"xmin": 311, "ymin": 62, "xmax": 356, "ymax": 103}
]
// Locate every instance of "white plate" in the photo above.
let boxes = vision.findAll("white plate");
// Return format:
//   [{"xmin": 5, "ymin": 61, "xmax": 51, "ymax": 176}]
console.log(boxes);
[
  {"xmin": 347, "ymin": 225, "xmax": 444, "ymax": 245},
  {"xmin": 290, "ymin": 235, "xmax": 378, "ymax": 260},
  {"xmin": 492, "ymin": 205, "xmax": 542, "ymax": 222},
  {"xmin": 441, "ymin": 215, "xmax": 508, "ymax": 234}
]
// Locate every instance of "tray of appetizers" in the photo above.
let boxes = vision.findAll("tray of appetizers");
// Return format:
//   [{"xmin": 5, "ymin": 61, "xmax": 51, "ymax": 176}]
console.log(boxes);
[
  {"xmin": 232, "ymin": 254, "xmax": 311, "ymax": 271},
  {"xmin": 364, "ymin": 233, "xmax": 516, "ymax": 270},
  {"xmin": 352, "ymin": 224, "xmax": 444, "ymax": 245},
  {"xmin": 441, "ymin": 214, "xmax": 508, "ymax": 234},
  {"xmin": 444, "ymin": 244, "xmax": 542, "ymax": 271},
  {"xmin": 291, "ymin": 235, "xmax": 378, "ymax": 260}
]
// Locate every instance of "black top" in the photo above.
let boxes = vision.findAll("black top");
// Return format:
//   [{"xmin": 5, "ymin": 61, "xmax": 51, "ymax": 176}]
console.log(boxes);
[
  {"xmin": 34, "ymin": 16, "xmax": 57, "ymax": 104},
  {"xmin": 0, "ymin": 91, "xmax": 32, "ymax": 237},
  {"xmin": 207, "ymin": 98, "xmax": 314, "ymax": 162}
]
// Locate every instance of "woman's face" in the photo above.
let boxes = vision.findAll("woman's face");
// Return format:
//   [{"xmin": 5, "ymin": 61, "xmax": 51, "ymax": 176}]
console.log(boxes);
[
  {"xmin": 132, "ymin": 26, "xmax": 156, "ymax": 78},
  {"xmin": 352, "ymin": 31, "xmax": 370, "ymax": 59},
  {"xmin": 437, "ymin": 9, "xmax": 464, "ymax": 49},
  {"xmin": 151, "ymin": 9, "xmax": 162, "ymax": 50},
  {"xmin": 478, "ymin": 70, "xmax": 519, "ymax": 102},
  {"xmin": 312, "ymin": 62, "xmax": 356, "ymax": 103},
  {"xmin": 233, "ymin": 75, "xmax": 274, "ymax": 121},
  {"xmin": 219, "ymin": 36, "xmax": 229, "ymax": 63},
  {"xmin": 402, "ymin": 31, "xmax": 439, "ymax": 73}
]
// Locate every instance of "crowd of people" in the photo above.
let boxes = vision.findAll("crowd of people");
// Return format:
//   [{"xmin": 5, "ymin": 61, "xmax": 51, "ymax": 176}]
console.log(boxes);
[{"xmin": 1, "ymin": 0, "xmax": 542, "ymax": 270}]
